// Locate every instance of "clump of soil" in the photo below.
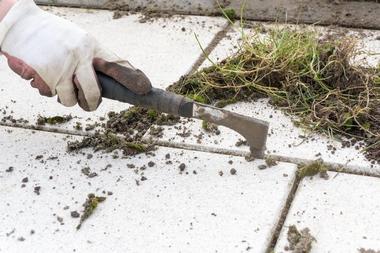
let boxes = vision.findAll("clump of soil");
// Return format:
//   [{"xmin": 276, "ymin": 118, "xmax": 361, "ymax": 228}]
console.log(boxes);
[
  {"xmin": 67, "ymin": 106, "xmax": 179, "ymax": 156},
  {"xmin": 169, "ymin": 27, "xmax": 380, "ymax": 163},
  {"xmin": 81, "ymin": 167, "xmax": 98, "ymax": 178},
  {"xmin": 106, "ymin": 106, "xmax": 179, "ymax": 140},
  {"xmin": 76, "ymin": 194, "xmax": 106, "ymax": 230},
  {"xmin": 67, "ymin": 130, "xmax": 152, "ymax": 156},
  {"xmin": 137, "ymin": 11, "xmax": 173, "ymax": 23},
  {"xmin": 358, "ymin": 249, "xmax": 380, "ymax": 253},
  {"xmin": 286, "ymin": 225, "xmax": 316, "ymax": 253},
  {"xmin": 36, "ymin": 115, "xmax": 72, "ymax": 125},
  {"xmin": 297, "ymin": 160, "xmax": 329, "ymax": 179}
]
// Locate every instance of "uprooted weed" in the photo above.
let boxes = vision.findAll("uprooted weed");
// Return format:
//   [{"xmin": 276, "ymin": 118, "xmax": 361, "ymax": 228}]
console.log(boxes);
[
  {"xmin": 169, "ymin": 27, "xmax": 380, "ymax": 163},
  {"xmin": 67, "ymin": 107, "xmax": 180, "ymax": 156}
]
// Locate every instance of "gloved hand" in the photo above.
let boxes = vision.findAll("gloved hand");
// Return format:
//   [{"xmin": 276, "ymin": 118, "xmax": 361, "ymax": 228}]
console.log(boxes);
[{"xmin": 0, "ymin": 0, "xmax": 152, "ymax": 111}]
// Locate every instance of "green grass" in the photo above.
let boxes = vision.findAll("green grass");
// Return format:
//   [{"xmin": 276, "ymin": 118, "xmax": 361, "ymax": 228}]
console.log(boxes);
[{"xmin": 170, "ymin": 26, "xmax": 380, "ymax": 162}]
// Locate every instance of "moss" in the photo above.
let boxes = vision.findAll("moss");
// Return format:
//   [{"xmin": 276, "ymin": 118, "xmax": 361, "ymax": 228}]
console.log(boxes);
[
  {"xmin": 74, "ymin": 122, "xmax": 83, "ymax": 130},
  {"xmin": 222, "ymin": 8, "xmax": 236, "ymax": 21},
  {"xmin": 265, "ymin": 156, "xmax": 278, "ymax": 167},
  {"xmin": 202, "ymin": 120, "xmax": 209, "ymax": 130},
  {"xmin": 36, "ymin": 115, "xmax": 72, "ymax": 125},
  {"xmin": 297, "ymin": 161, "xmax": 327, "ymax": 178},
  {"xmin": 147, "ymin": 109, "xmax": 159, "ymax": 121},
  {"xmin": 76, "ymin": 194, "xmax": 106, "ymax": 230},
  {"xmin": 189, "ymin": 93, "xmax": 208, "ymax": 104},
  {"xmin": 214, "ymin": 98, "xmax": 238, "ymax": 108},
  {"xmin": 202, "ymin": 120, "xmax": 220, "ymax": 135}
]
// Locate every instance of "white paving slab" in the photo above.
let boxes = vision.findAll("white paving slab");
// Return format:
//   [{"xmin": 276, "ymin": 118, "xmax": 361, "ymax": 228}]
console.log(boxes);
[
  {"xmin": 274, "ymin": 172, "xmax": 380, "ymax": 252},
  {"xmin": 145, "ymin": 23, "xmax": 380, "ymax": 173},
  {"xmin": 0, "ymin": 125, "xmax": 297, "ymax": 253},
  {"xmin": 0, "ymin": 7, "xmax": 227, "ymax": 133}
]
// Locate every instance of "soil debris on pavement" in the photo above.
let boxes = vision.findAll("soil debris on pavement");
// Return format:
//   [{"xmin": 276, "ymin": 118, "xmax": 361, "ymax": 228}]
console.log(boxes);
[
  {"xmin": 265, "ymin": 156, "xmax": 278, "ymax": 167},
  {"xmin": 81, "ymin": 167, "xmax": 98, "ymax": 178},
  {"xmin": 285, "ymin": 225, "xmax": 316, "ymax": 253},
  {"xmin": 67, "ymin": 131, "xmax": 152, "ymax": 156},
  {"xmin": 169, "ymin": 27, "xmax": 380, "ymax": 163},
  {"xmin": 297, "ymin": 160, "xmax": 329, "ymax": 179},
  {"xmin": 33, "ymin": 186, "xmax": 41, "ymax": 195},
  {"xmin": 36, "ymin": 115, "xmax": 73, "ymax": 125},
  {"xmin": 76, "ymin": 194, "xmax": 106, "ymax": 230},
  {"xmin": 235, "ymin": 139, "xmax": 248, "ymax": 147},
  {"xmin": 358, "ymin": 249, "xmax": 380, "ymax": 253},
  {"xmin": 66, "ymin": 106, "xmax": 179, "ymax": 156},
  {"xmin": 71, "ymin": 211, "xmax": 80, "ymax": 218},
  {"xmin": 202, "ymin": 120, "xmax": 220, "ymax": 135}
]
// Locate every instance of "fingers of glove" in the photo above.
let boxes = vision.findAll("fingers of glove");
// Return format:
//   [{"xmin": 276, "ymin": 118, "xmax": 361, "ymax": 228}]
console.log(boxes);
[
  {"xmin": 93, "ymin": 57, "xmax": 152, "ymax": 95},
  {"xmin": 3, "ymin": 51, "xmax": 53, "ymax": 96},
  {"xmin": 55, "ymin": 79, "xmax": 78, "ymax": 107},
  {"xmin": 73, "ymin": 63, "xmax": 102, "ymax": 111}
]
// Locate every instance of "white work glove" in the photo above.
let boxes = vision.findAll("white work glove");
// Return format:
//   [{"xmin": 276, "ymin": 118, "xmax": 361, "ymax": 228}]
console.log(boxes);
[{"xmin": 0, "ymin": 0, "xmax": 152, "ymax": 111}]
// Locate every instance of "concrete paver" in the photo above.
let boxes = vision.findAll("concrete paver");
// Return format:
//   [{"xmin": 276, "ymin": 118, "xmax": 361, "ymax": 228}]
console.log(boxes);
[
  {"xmin": 0, "ymin": 7, "xmax": 227, "ymax": 133},
  {"xmin": 0, "ymin": 125, "xmax": 297, "ymax": 253},
  {"xmin": 274, "ymin": 172, "xmax": 380, "ymax": 252}
]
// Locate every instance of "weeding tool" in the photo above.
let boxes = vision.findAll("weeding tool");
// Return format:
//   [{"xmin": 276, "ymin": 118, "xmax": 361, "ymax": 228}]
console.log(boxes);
[{"xmin": 99, "ymin": 73, "xmax": 269, "ymax": 158}]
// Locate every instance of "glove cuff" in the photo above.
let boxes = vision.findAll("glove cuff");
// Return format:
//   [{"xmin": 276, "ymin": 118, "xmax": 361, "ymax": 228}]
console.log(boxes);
[{"xmin": 0, "ymin": 0, "xmax": 39, "ymax": 46}]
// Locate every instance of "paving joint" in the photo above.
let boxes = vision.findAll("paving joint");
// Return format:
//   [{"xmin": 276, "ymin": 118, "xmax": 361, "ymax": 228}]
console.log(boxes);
[
  {"xmin": 265, "ymin": 174, "xmax": 302, "ymax": 253},
  {"xmin": 188, "ymin": 22, "xmax": 232, "ymax": 75},
  {"xmin": 3, "ymin": 122, "xmax": 379, "ymax": 178},
  {"xmin": 0, "ymin": 122, "xmax": 90, "ymax": 138}
]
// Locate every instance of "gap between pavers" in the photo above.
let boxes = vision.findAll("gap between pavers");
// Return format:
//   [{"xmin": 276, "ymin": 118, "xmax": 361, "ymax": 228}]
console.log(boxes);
[
  {"xmin": 274, "ymin": 172, "xmax": 380, "ymax": 252},
  {"xmin": 142, "ymin": 22, "xmax": 380, "ymax": 175},
  {"xmin": 0, "ymin": 125, "xmax": 297, "ymax": 253},
  {"xmin": 0, "ymin": 6, "xmax": 227, "ymax": 135}
]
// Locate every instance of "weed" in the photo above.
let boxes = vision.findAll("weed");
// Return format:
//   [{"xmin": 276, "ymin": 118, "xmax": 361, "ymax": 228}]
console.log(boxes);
[{"xmin": 170, "ymin": 27, "xmax": 380, "ymax": 163}]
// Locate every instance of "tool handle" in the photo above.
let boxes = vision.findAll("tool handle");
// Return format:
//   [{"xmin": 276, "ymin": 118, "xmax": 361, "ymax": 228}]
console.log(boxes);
[{"xmin": 98, "ymin": 72, "xmax": 194, "ymax": 118}]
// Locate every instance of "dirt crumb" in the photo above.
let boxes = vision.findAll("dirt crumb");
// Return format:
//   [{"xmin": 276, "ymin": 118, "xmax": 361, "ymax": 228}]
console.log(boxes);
[
  {"xmin": 286, "ymin": 225, "xmax": 316, "ymax": 253},
  {"xmin": 71, "ymin": 211, "xmax": 80, "ymax": 218},
  {"xmin": 81, "ymin": 167, "xmax": 98, "ymax": 178},
  {"xmin": 235, "ymin": 139, "xmax": 248, "ymax": 147},
  {"xmin": 33, "ymin": 186, "xmax": 41, "ymax": 195},
  {"xmin": 179, "ymin": 163, "xmax": 186, "ymax": 172},
  {"xmin": 258, "ymin": 164, "xmax": 267, "ymax": 170}
]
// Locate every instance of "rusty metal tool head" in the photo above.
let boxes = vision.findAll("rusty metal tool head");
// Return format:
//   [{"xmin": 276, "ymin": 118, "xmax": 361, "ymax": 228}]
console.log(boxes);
[{"xmin": 99, "ymin": 73, "xmax": 269, "ymax": 158}]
